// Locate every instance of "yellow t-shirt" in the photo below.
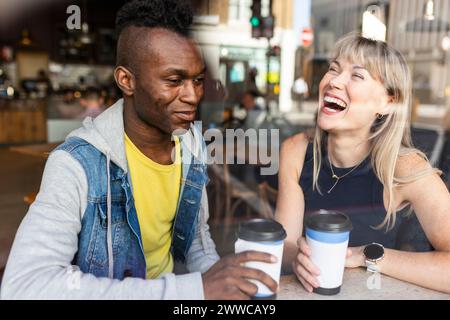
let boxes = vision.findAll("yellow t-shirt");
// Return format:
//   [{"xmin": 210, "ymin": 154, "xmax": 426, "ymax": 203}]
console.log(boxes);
[{"xmin": 125, "ymin": 134, "xmax": 181, "ymax": 279}]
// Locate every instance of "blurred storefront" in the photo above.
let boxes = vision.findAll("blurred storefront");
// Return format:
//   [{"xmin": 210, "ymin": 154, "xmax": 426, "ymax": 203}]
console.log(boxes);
[
  {"xmin": 0, "ymin": 0, "xmax": 124, "ymax": 145},
  {"xmin": 388, "ymin": 0, "xmax": 450, "ymax": 122},
  {"xmin": 0, "ymin": 0, "xmax": 302, "ymax": 144},
  {"xmin": 190, "ymin": 0, "xmax": 297, "ymax": 123}
]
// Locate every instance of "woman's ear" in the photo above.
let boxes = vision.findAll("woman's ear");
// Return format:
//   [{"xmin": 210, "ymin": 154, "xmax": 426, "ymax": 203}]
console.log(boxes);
[
  {"xmin": 114, "ymin": 66, "xmax": 135, "ymax": 97},
  {"xmin": 378, "ymin": 95, "xmax": 395, "ymax": 116}
]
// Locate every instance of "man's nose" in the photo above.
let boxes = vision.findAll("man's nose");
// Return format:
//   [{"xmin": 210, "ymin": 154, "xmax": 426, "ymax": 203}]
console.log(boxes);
[{"xmin": 180, "ymin": 81, "xmax": 202, "ymax": 105}]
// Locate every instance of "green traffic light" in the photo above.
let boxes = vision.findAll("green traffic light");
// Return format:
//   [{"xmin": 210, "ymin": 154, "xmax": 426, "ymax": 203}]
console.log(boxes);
[{"xmin": 250, "ymin": 16, "xmax": 261, "ymax": 27}]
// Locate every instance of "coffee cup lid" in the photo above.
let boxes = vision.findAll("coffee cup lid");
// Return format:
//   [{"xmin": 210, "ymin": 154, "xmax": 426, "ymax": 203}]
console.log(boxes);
[
  {"xmin": 237, "ymin": 219, "xmax": 287, "ymax": 242},
  {"xmin": 305, "ymin": 210, "xmax": 352, "ymax": 233}
]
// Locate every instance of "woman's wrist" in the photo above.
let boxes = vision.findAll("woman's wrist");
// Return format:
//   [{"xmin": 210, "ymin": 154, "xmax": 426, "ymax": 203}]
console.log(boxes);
[
  {"xmin": 356, "ymin": 246, "xmax": 366, "ymax": 267},
  {"xmin": 346, "ymin": 246, "xmax": 366, "ymax": 268}
]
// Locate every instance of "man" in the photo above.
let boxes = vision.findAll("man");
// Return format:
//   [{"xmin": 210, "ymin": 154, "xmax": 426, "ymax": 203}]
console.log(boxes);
[{"xmin": 1, "ymin": 0, "xmax": 277, "ymax": 299}]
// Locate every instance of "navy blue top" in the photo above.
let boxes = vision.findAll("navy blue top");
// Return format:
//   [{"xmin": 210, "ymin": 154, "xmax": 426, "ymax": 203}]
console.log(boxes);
[{"xmin": 299, "ymin": 143, "xmax": 402, "ymax": 248}]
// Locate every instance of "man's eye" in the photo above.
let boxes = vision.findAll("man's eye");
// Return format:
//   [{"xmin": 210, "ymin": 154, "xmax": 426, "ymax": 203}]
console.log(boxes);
[
  {"xmin": 194, "ymin": 77, "xmax": 205, "ymax": 85},
  {"xmin": 167, "ymin": 79, "xmax": 183, "ymax": 85},
  {"xmin": 353, "ymin": 73, "xmax": 364, "ymax": 80}
]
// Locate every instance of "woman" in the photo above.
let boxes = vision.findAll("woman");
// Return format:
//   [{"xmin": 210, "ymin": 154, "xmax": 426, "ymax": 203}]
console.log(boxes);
[{"xmin": 275, "ymin": 33, "xmax": 450, "ymax": 293}]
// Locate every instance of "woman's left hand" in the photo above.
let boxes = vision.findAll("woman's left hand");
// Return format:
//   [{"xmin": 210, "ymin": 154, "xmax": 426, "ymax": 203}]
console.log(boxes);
[{"xmin": 345, "ymin": 246, "xmax": 365, "ymax": 268}]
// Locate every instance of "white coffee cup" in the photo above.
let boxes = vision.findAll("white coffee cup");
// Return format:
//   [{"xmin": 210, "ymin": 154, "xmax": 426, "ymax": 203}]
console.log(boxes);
[
  {"xmin": 235, "ymin": 219, "xmax": 287, "ymax": 299},
  {"xmin": 305, "ymin": 210, "xmax": 352, "ymax": 295}
]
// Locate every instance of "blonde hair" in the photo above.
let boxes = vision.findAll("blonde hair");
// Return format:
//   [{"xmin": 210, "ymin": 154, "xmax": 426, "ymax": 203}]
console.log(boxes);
[{"xmin": 312, "ymin": 33, "xmax": 440, "ymax": 230}]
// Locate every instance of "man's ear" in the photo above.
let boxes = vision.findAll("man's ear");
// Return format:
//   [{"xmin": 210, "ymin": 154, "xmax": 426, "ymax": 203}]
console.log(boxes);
[{"xmin": 114, "ymin": 66, "xmax": 135, "ymax": 97}]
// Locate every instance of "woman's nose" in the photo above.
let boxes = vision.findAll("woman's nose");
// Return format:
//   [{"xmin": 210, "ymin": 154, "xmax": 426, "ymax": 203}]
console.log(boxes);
[{"xmin": 329, "ymin": 74, "xmax": 346, "ymax": 90}]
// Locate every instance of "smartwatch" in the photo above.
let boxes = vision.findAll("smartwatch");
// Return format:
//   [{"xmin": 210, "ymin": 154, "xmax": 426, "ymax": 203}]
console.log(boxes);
[{"xmin": 363, "ymin": 243, "xmax": 385, "ymax": 273}]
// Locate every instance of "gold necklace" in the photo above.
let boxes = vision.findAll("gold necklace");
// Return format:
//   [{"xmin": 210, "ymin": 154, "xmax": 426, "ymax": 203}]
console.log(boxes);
[{"xmin": 327, "ymin": 155, "xmax": 366, "ymax": 194}]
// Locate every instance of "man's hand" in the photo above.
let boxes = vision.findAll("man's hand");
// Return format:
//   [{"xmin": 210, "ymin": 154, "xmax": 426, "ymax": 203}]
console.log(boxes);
[{"xmin": 202, "ymin": 251, "xmax": 278, "ymax": 300}]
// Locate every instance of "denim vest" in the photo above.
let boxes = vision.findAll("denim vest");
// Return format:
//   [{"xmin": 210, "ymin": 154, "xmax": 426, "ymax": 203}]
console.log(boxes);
[{"xmin": 54, "ymin": 136, "xmax": 208, "ymax": 280}]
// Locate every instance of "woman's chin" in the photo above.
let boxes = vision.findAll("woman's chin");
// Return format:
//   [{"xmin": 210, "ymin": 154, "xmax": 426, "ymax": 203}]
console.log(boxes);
[{"xmin": 317, "ymin": 117, "xmax": 335, "ymax": 131}]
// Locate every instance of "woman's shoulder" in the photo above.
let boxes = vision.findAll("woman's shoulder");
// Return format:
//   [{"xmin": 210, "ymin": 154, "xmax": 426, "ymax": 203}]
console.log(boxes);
[
  {"xmin": 280, "ymin": 132, "xmax": 311, "ymax": 160},
  {"xmin": 279, "ymin": 132, "xmax": 311, "ymax": 177},
  {"xmin": 395, "ymin": 150, "xmax": 431, "ymax": 179}
]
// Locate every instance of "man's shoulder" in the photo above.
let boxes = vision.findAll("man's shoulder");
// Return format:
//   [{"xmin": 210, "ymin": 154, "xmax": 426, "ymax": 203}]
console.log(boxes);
[
  {"xmin": 53, "ymin": 138, "xmax": 106, "ymax": 176},
  {"xmin": 54, "ymin": 137, "xmax": 92, "ymax": 153}
]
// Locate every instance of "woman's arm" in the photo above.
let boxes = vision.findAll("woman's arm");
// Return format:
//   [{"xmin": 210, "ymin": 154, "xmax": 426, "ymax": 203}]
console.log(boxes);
[
  {"xmin": 349, "ymin": 154, "xmax": 450, "ymax": 293},
  {"xmin": 274, "ymin": 133, "xmax": 309, "ymax": 273}
]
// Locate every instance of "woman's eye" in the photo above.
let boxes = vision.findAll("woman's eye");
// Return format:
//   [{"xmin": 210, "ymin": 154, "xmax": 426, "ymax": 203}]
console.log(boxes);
[
  {"xmin": 353, "ymin": 73, "xmax": 364, "ymax": 80},
  {"xmin": 328, "ymin": 67, "xmax": 338, "ymax": 73}
]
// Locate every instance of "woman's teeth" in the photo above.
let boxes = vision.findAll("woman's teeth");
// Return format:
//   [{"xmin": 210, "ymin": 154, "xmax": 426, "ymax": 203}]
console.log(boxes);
[
  {"xmin": 323, "ymin": 96, "xmax": 347, "ymax": 109},
  {"xmin": 324, "ymin": 107, "xmax": 340, "ymax": 113}
]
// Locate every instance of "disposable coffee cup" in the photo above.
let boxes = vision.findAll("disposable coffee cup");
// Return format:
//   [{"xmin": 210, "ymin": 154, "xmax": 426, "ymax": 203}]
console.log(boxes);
[
  {"xmin": 305, "ymin": 210, "xmax": 352, "ymax": 296},
  {"xmin": 235, "ymin": 219, "xmax": 287, "ymax": 299}
]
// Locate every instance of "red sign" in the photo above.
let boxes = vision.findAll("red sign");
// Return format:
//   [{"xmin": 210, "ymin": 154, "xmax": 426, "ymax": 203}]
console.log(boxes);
[{"xmin": 301, "ymin": 28, "xmax": 314, "ymax": 47}]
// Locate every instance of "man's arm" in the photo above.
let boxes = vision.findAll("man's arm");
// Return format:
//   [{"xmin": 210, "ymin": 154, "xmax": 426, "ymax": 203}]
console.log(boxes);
[
  {"xmin": 184, "ymin": 124, "xmax": 220, "ymax": 274},
  {"xmin": 0, "ymin": 151, "xmax": 204, "ymax": 300},
  {"xmin": 185, "ymin": 186, "xmax": 220, "ymax": 274}
]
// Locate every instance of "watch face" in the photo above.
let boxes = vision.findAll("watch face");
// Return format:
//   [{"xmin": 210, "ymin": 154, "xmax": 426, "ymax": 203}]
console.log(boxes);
[{"xmin": 364, "ymin": 243, "xmax": 384, "ymax": 260}]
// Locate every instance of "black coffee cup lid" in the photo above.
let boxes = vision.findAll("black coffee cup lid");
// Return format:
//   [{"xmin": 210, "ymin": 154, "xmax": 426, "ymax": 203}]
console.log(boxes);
[
  {"xmin": 238, "ymin": 219, "xmax": 287, "ymax": 242},
  {"xmin": 305, "ymin": 210, "xmax": 352, "ymax": 233}
]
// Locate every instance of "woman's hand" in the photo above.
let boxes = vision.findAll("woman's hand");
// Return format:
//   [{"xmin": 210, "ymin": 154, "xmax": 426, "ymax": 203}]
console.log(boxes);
[
  {"xmin": 292, "ymin": 237, "xmax": 321, "ymax": 292},
  {"xmin": 293, "ymin": 237, "xmax": 359, "ymax": 292},
  {"xmin": 345, "ymin": 246, "xmax": 365, "ymax": 269}
]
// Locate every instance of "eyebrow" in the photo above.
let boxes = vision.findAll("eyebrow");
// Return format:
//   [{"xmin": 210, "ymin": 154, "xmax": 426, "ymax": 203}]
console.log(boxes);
[
  {"xmin": 331, "ymin": 60, "xmax": 367, "ymax": 71},
  {"xmin": 163, "ymin": 66, "xmax": 207, "ymax": 77}
]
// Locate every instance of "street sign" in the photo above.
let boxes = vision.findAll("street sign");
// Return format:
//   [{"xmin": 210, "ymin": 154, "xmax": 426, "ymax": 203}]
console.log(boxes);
[{"xmin": 301, "ymin": 28, "xmax": 314, "ymax": 47}]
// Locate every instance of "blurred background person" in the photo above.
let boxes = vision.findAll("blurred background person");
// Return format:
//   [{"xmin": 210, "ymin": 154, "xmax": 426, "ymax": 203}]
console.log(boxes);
[
  {"xmin": 77, "ymin": 87, "xmax": 105, "ymax": 119},
  {"xmin": 292, "ymin": 77, "xmax": 309, "ymax": 112},
  {"xmin": 240, "ymin": 89, "xmax": 265, "ymax": 129}
]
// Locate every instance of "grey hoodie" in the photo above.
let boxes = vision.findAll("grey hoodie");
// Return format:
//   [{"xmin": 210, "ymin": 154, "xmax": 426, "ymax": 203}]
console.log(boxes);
[{"xmin": 0, "ymin": 99, "xmax": 220, "ymax": 300}]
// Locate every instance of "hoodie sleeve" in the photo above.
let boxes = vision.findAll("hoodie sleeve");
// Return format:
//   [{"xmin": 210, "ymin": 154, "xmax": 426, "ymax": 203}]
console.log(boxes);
[
  {"xmin": 184, "ymin": 125, "xmax": 220, "ymax": 273},
  {"xmin": 0, "ymin": 150, "xmax": 204, "ymax": 300},
  {"xmin": 185, "ymin": 186, "xmax": 220, "ymax": 274}
]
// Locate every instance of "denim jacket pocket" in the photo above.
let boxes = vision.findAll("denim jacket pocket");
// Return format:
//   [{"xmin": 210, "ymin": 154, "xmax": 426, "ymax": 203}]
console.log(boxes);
[{"xmin": 86, "ymin": 202, "xmax": 127, "ymax": 271}]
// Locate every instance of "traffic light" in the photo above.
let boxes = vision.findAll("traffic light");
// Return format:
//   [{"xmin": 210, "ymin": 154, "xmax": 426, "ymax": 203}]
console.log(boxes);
[
  {"xmin": 262, "ymin": 15, "xmax": 275, "ymax": 39},
  {"xmin": 250, "ymin": 1, "xmax": 275, "ymax": 39},
  {"xmin": 267, "ymin": 45, "xmax": 281, "ymax": 57},
  {"xmin": 250, "ymin": 0, "xmax": 262, "ymax": 38}
]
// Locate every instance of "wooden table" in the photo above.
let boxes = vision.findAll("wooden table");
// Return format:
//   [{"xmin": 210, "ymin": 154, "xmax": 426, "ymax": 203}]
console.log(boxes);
[
  {"xmin": 9, "ymin": 142, "xmax": 60, "ymax": 159},
  {"xmin": 0, "ymin": 99, "xmax": 47, "ymax": 144},
  {"xmin": 278, "ymin": 268, "xmax": 450, "ymax": 300},
  {"xmin": 9, "ymin": 142, "xmax": 61, "ymax": 204}
]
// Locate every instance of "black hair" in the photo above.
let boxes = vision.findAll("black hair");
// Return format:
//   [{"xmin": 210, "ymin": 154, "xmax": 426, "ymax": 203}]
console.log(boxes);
[
  {"xmin": 115, "ymin": 0, "xmax": 194, "ymax": 70},
  {"xmin": 244, "ymin": 89, "xmax": 260, "ymax": 98},
  {"xmin": 115, "ymin": 0, "xmax": 193, "ymax": 39}
]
